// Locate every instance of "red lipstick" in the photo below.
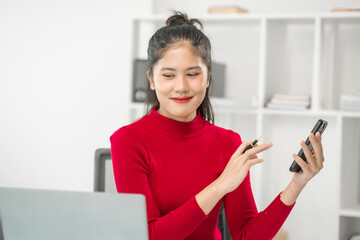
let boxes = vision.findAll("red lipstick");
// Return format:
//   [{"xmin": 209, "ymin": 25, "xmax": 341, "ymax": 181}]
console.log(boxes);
[{"xmin": 171, "ymin": 97, "xmax": 192, "ymax": 104}]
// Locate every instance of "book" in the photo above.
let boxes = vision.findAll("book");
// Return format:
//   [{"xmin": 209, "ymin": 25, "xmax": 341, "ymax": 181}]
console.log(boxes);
[
  {"xmin": 270, "ymin": 98, "xmax": 310, "ymax": 106},
  {"xmin": 209, "ymin": 6, "xmax": 248, "ymax": 14},
  {"xmin": 340, "ymin": 94, "xmax": 360, "ymax": 111},
  {"xmin": 331, "ymin": 6, "xmax": 360, "ymax": 12},
  {"xmin": 272, "ymin": 93, "xmax": 311, "ymax": 101},
  {"xmin": 211, "ymin": 96, "xmax": 257, "ymax": 109},
  {"xmin": 266, "ymin": 93, "xmax": 311, "ymax": 110},
  {"xmin": 266, "ymin": 102, "xmax": 309, "ymax": 110}
]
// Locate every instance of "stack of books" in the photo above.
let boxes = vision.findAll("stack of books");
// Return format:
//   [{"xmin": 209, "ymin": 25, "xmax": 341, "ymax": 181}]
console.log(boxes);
[
  {"xmin": 340, "ymin": 94, "xmax": 360, "ymax": 111},
  {"xmin": 211, "ymin": 96, "xmax": 257, "ymax": 109},
  {"xmin": 266, "ymin": 94, "xmax": 311, "ymax": 110}
]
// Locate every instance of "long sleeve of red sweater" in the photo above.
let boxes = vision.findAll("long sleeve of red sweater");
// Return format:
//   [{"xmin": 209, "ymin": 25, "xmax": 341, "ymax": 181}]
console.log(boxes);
[
  {"xmin": 110, "ymin": 109, "xmax": 294, "ymax": 240},
  {"xmin": 110, "ymin": 125, "xmax": 208, "ymax": 240}
]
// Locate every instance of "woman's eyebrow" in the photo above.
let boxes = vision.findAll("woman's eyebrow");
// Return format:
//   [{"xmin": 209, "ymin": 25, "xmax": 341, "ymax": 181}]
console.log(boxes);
[
  {"xmin": 186, "ymin": 66, "xmax": 201, "ymax": 71},
  {"xmin": 160, "ymin": 67, "xmax": 176, "ymax": 71},
  {"xmin": 160, "ymin": 66, "xmax": 201, "ymax": 71}
]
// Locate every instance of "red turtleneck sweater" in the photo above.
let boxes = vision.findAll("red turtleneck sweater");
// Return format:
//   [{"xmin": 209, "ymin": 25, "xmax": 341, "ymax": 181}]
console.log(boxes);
[{"xmin": 110, "ymin": 109, "xmax": 294, "ymax": 240}]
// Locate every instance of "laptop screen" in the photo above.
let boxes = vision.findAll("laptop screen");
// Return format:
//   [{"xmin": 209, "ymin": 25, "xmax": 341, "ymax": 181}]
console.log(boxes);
[{"xmin": 0, "ymin": 187, "xmax": 148, "ymax": 240}]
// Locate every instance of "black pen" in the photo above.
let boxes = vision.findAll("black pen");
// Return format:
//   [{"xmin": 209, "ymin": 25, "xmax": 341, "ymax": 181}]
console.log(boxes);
[{"xmin": 243, "ymin": 136, "xmax": 262, "ymax": 153}]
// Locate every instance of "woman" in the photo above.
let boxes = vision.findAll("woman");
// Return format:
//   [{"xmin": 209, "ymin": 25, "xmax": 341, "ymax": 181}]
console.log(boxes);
[{"xmin": 110, "ymin": 11, "xmax": 324, "ymax": 240}]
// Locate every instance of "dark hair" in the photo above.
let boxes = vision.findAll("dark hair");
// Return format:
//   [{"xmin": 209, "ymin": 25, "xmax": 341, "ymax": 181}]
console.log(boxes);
[{"xmin": 145, "ymin": 11, "xmax": 214, "ymax": 124}]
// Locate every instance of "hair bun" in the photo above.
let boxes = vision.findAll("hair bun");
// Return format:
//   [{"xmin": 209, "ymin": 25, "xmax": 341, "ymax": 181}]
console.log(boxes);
[{"xmin": 166, "ymin": 11, "xmax": 203, "ymax": 29}]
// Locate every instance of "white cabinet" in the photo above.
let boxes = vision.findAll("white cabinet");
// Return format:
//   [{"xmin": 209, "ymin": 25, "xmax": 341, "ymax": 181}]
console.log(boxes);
[{"xmin": 128, "ymin": 12, "xmax": 360, "ymax": 240}]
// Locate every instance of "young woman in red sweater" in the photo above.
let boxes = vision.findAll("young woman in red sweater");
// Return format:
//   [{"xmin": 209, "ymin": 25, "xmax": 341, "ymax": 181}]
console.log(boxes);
[{"xmin": 110, "ymin": 11, "xmax": 325, "ymax": 240}]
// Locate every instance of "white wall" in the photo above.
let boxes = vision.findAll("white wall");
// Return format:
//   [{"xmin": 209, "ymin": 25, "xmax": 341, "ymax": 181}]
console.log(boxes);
[{"xmin": 0, "ymin": 0, "xmax": 151, "ymax": 191}]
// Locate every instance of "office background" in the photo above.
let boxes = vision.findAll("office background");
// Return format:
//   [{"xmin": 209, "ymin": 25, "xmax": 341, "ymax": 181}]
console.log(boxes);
[
  {"xmin": 1, "ymin": 0, "xmax": 358, "ymax": 192},
  {"xmin": 1, "ymin": 0, "xmax": 360, "ymax": 239}
]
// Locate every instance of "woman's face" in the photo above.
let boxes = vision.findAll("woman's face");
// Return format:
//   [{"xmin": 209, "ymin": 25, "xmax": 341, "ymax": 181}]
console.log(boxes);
[{"xmin": 147, "ymin": 42, "xmax": 209, "ymax": 122}]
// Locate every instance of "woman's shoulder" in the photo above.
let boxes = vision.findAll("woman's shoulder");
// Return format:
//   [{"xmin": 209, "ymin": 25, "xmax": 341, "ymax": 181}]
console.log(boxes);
[
  {"xmin": 206, "ymin": 123, "xmax": 242, "ymax": 144},
  {"xmin": 110, "ymin": 115, "xmax": 150, "ymax": 142}
]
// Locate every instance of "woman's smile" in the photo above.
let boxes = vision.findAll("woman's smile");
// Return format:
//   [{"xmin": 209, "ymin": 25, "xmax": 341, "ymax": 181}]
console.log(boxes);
[{"xmin": 171, "ymin": 96, "xmax": 193, "ymax": 104}]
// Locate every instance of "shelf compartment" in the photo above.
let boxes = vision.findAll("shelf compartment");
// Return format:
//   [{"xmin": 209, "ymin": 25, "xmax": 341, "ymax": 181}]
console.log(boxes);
[
  {"xmin": 320, "ymin": 18, "xmax": 360, "ymax": 110},
  {"xmin": 203, "ymin": 19, "xmax": 261, "ymax": 101},
  {"xmin": 340, "ymin": 117, "xmax": 360, "ymax": 209},
  {"xmin": 339, "ymin": 216, "xmax": 360, "ymax": 240},
  {"xmin": 264, "ymin": 19, "xmax": 315, "ymax": 108},
  {"xmin": 132, "ymin": 20, "xmax": 164, "ymax": 59}
]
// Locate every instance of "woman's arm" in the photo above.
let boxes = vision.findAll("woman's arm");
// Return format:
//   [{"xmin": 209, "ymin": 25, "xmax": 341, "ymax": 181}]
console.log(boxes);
[
  {"xmin": 111, "ymin": 126, "xmax": 208, "ymax": 240},
  {"xmin": 195, "ymin": 141, "xmax": 273, "ymax": 215},
  {"xmin": 224, "ymin": 132, "xmax": 324, "ymax": 239},
  {"xmin": 197, "ymin": 132, "xmax": 324, "ymax": 239}
]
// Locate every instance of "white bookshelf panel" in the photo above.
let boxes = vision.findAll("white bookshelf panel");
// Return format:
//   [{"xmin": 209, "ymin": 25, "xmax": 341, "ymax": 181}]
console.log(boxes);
[
  {"xmin": 339, "ymin": 216, "xmax": 360, "ymax": 240},
  {"xmin": 320, "ymin": 18, "xmax": 360, "ymax": 110},
  {"xmin": 340, "ymin": 117, "xmax": 360, "ymax": 209},
  {"xmin": 264, "ymin": 19, "xmax": 315, "ymax": 108},
  {"xmin": 340, "ymin": 204, "xmax": 360, "ymax": 218},
  {"xmin": 133, "ymin": 20, "xmax": 164, "ymax": 59}
]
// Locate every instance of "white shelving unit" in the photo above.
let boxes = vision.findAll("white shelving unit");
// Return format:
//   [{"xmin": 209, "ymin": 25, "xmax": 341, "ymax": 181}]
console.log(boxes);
[{"xmin": 128, "ymin": 12, "xmax": 360, "ymax": 240}]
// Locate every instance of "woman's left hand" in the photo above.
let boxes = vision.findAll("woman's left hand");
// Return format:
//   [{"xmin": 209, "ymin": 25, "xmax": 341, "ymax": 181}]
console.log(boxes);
[{"xmin": 291, "ymin": 132, "xmax": 324, "ymax": 188}]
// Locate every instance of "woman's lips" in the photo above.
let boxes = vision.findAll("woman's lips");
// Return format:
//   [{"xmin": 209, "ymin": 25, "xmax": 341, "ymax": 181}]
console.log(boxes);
[{"xmin": 171, "ymin": 97, "xmax": 193, "ymax": 104}]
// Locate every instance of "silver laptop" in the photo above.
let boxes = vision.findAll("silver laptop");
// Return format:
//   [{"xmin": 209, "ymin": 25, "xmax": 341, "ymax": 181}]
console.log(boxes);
[{"xmin": 0, "ymin": 187, "xmax": 148, "ymax": 240}]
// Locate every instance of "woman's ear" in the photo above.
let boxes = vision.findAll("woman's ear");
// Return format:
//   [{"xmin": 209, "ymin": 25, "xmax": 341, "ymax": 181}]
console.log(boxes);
[
  {"xmin": 147, "ymin": 71, "xmax": 155, "ymax": 90},
  {"xmin": 207, "ymin": 73, "xmax": 211, "ymax": 88}
]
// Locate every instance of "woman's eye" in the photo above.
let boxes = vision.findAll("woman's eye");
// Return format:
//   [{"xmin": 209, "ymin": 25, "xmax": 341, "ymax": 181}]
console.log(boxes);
[
  {"xmin": 163, "ymin": 74, "xmax": 174, "ymax": 78},
  {"xmin": 188, "ymin": 73, "xmax": 200, "ymax": 77}
]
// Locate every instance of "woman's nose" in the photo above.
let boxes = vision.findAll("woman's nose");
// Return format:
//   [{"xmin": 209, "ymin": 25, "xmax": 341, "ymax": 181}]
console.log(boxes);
[{"xmin": 174, "ymin": 76, "xmax": 189, "ymax": 92}]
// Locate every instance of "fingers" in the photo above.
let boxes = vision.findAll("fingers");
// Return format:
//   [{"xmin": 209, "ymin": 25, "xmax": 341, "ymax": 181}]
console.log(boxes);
[
  {"xmin": 233, "ymin": 140, "xmax": 272, "ymax": 159},
  {"xmin": 232, "ymin": 140, "xmax": 252, "ymax": 158},
  {"xmin": 243, "ymin": 142, "xmax": 273, "ymax": 158},
  {"xmin": 315, "ymin": 132, "xmax": 324, "ymax": 158},
  {"xmin": 311, "ymin": 132, "xmax": 325, "ymax": 168},
  {"xmin": 308, "ymin": 133, "xmax": 324, "ymax": 165},
  {"xmin": 244, "ymin": 158, "xmax": 264, "ymax": 169},
  {"xmin": 300, "ymin": 140, "xmax": 313, "ymax": 166},
  {"xmin": 293, "ymin": 153, "xmax": 308, "ymax": 171},
  {"xmin": 298, "ymin": 132, "xmax": 324, "ymax": 174},
  {"xmin": 315, "ymin": 132, "xmax": 322, "ymax": 147}
]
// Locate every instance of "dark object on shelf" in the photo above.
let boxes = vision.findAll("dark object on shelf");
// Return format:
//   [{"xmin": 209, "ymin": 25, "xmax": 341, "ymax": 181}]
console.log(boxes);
[
  {"xmin": 211, "ymin": 62, "xmax": 226, "ymax": 99},
  {"xmin": 132, "ymin": 59, "xmax": 148, "ymax": 103},
  {"xmin": 132, "ymin": 59, "xmax": 226, "ymax": 102}
]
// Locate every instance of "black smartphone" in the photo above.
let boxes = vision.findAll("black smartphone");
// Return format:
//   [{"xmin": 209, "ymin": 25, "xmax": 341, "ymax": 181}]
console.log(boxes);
[{"xmin": 289, "ymin": 119, "xmax": 328, "ymax": 172}]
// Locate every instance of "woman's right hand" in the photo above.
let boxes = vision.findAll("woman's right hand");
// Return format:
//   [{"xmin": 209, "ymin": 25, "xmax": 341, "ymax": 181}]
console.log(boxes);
[{"xmin": 216, "ymin": 141, "xmax": 273, "ymax": 195}]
